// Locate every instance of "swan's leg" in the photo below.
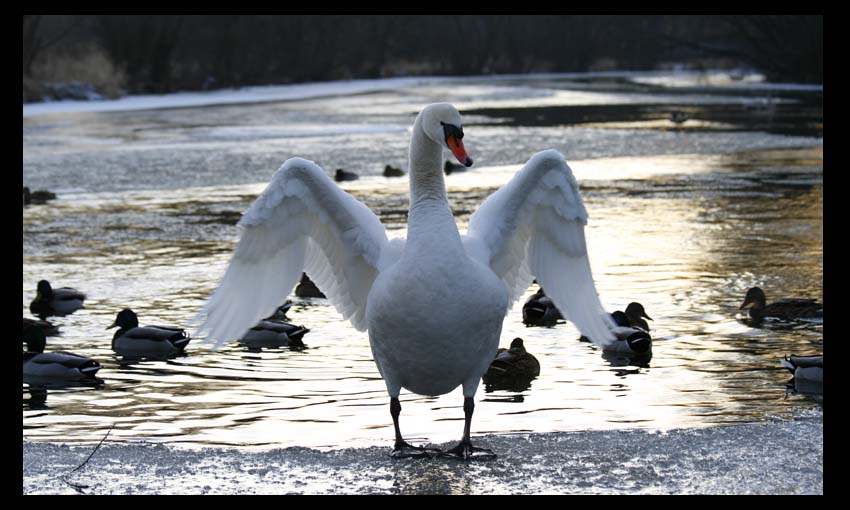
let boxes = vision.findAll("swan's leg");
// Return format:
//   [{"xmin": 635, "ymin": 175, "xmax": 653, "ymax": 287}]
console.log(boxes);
[
  {"xmin": 389, "ymin": 397, "xmax": 439, "ymax": 459},
  {"xmin": 440, "ymin": 397, "xmax": 496, "ymax": 460}
]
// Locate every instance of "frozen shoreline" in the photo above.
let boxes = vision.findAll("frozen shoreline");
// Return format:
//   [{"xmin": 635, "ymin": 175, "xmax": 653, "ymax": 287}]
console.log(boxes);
[
  {"xmin": 22, "ymin": 71, "xmax": 822, "ymax": 119},
  {"xmin": 23, "ymin": 409, "xmax": 822, "ymax": 495}
]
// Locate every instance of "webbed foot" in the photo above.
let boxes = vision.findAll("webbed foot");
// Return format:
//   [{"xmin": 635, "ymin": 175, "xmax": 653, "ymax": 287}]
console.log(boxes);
[
  {"xmin": 390, "ymin": 440, "xmax": 441, "ymax": 459},
  {"xmin": 438, "ymin": 439, "xmax": 496, "ymax": 461}
]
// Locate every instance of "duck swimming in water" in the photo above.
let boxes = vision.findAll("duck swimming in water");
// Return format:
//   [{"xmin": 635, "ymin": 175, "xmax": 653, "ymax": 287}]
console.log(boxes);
[
  {"xmin": 522, "ymin": 288, "xmax": 563, "ymax": 326},
  {"xmin": 108, "ymin": 309, "xmax": 191, "ymax": 357},
  {"xmin": 578, "ymin": 304, "xmax": 653, "ymax": 356},
  {"xmin": 485, "ymin": 338, "xmax": 540, "ymax": 378},
  {"xmin": 29, "ymin": 280, "xmax": 85, "ymax": 318},
  {"xmin": 23, "ymin": 327, "xmax": 101, "ymax": 382},
  {"xmin": 239, "ymin": 320, "xmax": 309, "ymax": 350},
  {"xmin": 23, "ymin": 317, "xmax": 60, "ymax": 337},
  {"xmin": 482, "ymin": 338, "xmax": 540, "ymax": 392},
  {"xmin": 780, "ymin": 354, "xmax": 823, "ymax": 384},
  {"xmin": 605, "ymin": 312, "xmax": 652, "ymax": 356},
  {"xmin": 739, "ymin": 287, "xmax": 822, "ymax": 321}
]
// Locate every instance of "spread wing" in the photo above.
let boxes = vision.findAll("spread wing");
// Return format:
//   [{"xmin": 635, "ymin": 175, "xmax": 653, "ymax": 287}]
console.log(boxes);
[
  {"xmin": 463, "ymin": 149, "xmax": 616, "ymax": 346},
  {"xmin": 195, "ymin": 158, "xmax": 389, "ymax": 347}
]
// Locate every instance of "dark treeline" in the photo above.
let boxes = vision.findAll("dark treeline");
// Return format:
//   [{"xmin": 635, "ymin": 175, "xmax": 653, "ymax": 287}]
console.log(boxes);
[{"xmin": 23, "ymin": 15, "xmax": 822, "ymax": 100}]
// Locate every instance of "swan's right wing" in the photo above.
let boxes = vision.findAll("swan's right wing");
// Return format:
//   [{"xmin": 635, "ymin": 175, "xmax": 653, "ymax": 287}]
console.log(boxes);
[
  {"xmin": 195, "ymin": 158, "xmax": 389, "ymax": 347},
  {"xmin": 464, "ymin": 150, "xmax": 616, "ymax": 346}
]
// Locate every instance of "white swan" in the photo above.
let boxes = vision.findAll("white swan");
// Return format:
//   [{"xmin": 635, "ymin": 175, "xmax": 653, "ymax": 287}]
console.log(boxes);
[{"xmin": 196, "ymin": 103, "xmax": 615, "ymax": 459}]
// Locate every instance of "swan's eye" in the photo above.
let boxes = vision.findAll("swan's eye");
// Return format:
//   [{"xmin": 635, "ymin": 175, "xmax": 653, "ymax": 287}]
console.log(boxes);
[{"xmin": 441, "ymin": 122, "xmax": 464, "ymax": 144}]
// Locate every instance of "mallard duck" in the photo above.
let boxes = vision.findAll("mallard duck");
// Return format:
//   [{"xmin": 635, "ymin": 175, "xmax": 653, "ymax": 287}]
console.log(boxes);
[
  {"xmin": 739, "ymin": 287, "xmax": 823, "ymax": 321},
  {"xmin": 334, "ymin": 168, "xmax": 359, "ymax": 182},
  {"xmin": 383, "ymin": 164, "xmax": 405, "ymax": 177},
  {"xmin": 23, "ymin": 327, "xmax": 101, "ymax": 381},
  {"xmin": 265, "ymin": 301, "xmax": 293, "ymax": 321},
  {"xmin": 623, "ymin": 302, "xmax": 652, "ymax": 331},
  {"xmin": 239, "ymin": 320, "xmax": 309, "ymax": 349},
  {"xmin": 603, "ymin": 323, "xmax": 652, "ymax": 355},
  {"xmin": 484, "ymin": 338, "xmax": 540, "ymax": 378},
  {"xmin": 482, "ymin": 338, "xmax": 540, "ymax": 392},
  {"xmin": 23, "ymin": 317, "xmax": 60, "ymax": 337},
  {"xmin": 23, "ymin": 186, "xmax": 56, "ymax": 206},
  {"xmin": 780, "ymin": 354, "xmax": 823, "ymax": 384},
  {"xmin": 29, "ymin": 280, "xmax": 85, "ymax": 318},
  {"xmin": 522, "ymin": 288, "xmax": 563, "ymax": 326},
  {"xmin": 294, "ymin": 273, "xmax": 326, "ymax": 298},
  {"xmin": 669, "ymin": 111, "xmax": 689, "ymax": 125},
  {"xmin": 108, "ymin": 309, "xmax": 191, "ymax": 356}
]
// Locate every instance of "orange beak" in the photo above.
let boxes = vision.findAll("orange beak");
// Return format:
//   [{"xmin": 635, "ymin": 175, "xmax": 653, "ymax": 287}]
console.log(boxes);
[{"xmin": 447, "ymin": 134, "xmax": 473, "ymax": 167}]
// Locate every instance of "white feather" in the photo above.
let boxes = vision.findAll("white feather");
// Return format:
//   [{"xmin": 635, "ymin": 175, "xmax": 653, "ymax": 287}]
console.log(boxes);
[
  {"xmin": 464, "ymin": 149, "xmax": 616, "ymax": 347},
  {"xmin": 195, "ymin": 158, "xmax": 389, "ymax": 347}
]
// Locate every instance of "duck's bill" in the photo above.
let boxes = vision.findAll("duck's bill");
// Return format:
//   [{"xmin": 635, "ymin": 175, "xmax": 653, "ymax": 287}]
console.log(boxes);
[
  {"xmin": 106, "ymin": 321, "xmax": 118, "ymax": 329},
  {"xmin": 739, "ymin": 299, "xmax": 751, "ymax": 309},
  {"xmin": 447, "ymin": 135, "xmax": 473, "ymax": 167}
]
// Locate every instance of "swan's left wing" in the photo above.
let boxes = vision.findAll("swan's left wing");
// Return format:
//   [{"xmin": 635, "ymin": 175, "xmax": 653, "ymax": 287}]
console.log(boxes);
[
  {"xmin": 464, "ymin": 149, "xmax": 615, "ymax": 346},
  {"xmin": 195, "ymin": 158, "xmax": 389, "ymax": 347}
]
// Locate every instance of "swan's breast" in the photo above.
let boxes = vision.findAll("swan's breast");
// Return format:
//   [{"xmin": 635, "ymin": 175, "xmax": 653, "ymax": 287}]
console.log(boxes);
[{"xmin": 366, "ymin": 254, "xmax": 508, "ymax": 396}]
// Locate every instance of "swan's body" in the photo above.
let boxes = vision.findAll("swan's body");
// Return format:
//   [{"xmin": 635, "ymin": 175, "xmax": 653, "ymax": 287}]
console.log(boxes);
[{"xmin": 197, "ymin": 103, "xmax": 615, "ymax": 458}]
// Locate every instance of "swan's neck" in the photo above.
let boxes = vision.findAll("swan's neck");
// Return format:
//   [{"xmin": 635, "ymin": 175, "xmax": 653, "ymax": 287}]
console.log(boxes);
[
  {"xmin": 406, "ymin": 115, "xmax": 461, "ymax": 250},
  {"xmin": 409, "ymin": 118, "xmax": 448, "ymax": 207}
]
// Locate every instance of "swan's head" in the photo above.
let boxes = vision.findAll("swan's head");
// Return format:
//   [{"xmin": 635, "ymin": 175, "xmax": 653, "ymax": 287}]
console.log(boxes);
[{"xmin": 420, "ymin": 103, "xmax": 473, "ymax": 167}]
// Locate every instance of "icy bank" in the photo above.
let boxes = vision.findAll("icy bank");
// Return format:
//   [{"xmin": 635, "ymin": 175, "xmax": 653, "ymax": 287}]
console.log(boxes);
[
  {"xmin": 22, "ymin": 71, "xmax": 822, "ymax": 119},
  {"xmin": 23, "ymin": 410, "xmax": 822, "ymax": 495}
]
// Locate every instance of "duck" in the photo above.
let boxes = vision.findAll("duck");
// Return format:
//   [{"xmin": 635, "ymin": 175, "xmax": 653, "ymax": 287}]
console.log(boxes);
[
  {"xmin": 780, "ymin": 354, "xmax": 823, "ymax": 384},
  {"xmin": 23, "ymin": 327, "xmax": 101, "ymax": 382},
  {"xmin": 239, "ymin": 320, "xmax": 309, "ymax": 350},
  {"xmin": 522, "ymin": 287, "xmax": 563, "ymax": 326},
  {"xmin": 444, "ymin": 160, "xmax": 466, "ymax": 175},
  {"xmin": 334, "ymin": 168, "xmax": 359, "ymax": 182},
  {"xmin": 294, "ymin": 273, "xmax": 326, "ymax": 298},
  {"xmin": 669, "ymin": 110, "xmax": 689, "ymax": 125},
  {"xmin": 265, "ymin": 301, "xmax": 293, "ymax": 321},
  {"xmin": 604, "ymin": 314, "xmax": 652, "ymax": 356},
  {"xmin": 196, "ymin": 103, "xmax": 616, "ymax": 460},
  {"xmin": 484, "ymin": 338, "xmax": 540, "ymax": 379},
  {"xmin": 739, "ymin": 287, "xmax": 823, "ymax": 321},
  {"xmin": 383, "ymin": 164, "xmax": 405, "ymax": 177},
  {"xmin": 580, "ymin": 308, "xmax": 652, "ymax": 356},
  {"xmin": 23, "ymin": 317, "xmax": 60, "ymax": 337},
  {"xmin": 23, "ymin": 186, "xmax": 56, "ymax": 206},
  {"xmin": 623, "ymin": 302, "xmax": 652, "ymax": 331},
  {"xmin": 108, "ymin": 308, "xmax": 191, "ymax": 356},
  {"xmin": 29, "ymin": 280, "xmax": 86, "ymax": 318}
]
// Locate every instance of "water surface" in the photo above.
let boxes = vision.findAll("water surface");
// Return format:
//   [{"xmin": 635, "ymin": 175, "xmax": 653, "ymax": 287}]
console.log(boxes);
[{"xmin": 23, "ymin": 72, "xmax": 823, "ymax": 451}]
